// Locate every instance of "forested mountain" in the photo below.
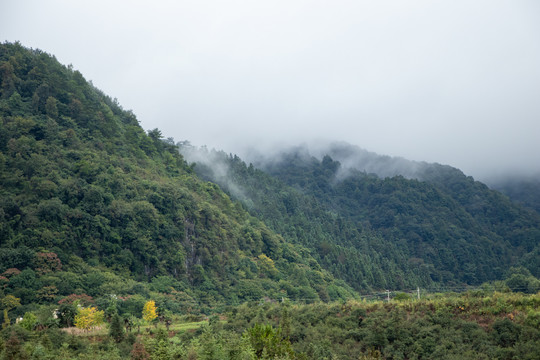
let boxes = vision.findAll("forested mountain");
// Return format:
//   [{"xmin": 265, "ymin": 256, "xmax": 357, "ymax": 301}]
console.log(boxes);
[
  {"xmin": 488, "ymin": 176, "xmax": 540, "ymax": 215},
  {"xmin": 317, "ymin": 141, "xmax": 540, "ymax": 219},
  {"xmin": 181, "ymin": 146, "xmax": 433, "ymax": 292},
  {"xmin": 1, "ymin": 41, "xmax": 538, "ymax": 310},
  {"xmin": 1, "ymin": 41, "xmax": 539, "ymax": 360},
  {"xmin": 0, "ymin": 42, "xmax": 357, "ymax": 310},
  {"xmin": 181, "ymin": 143, "xmax": 540, "ymax": 289}
]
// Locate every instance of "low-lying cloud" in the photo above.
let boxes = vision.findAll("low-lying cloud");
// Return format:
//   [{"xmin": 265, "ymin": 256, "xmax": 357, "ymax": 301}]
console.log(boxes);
[{"xmin": 2, "ymin": 0, "xmax": 540, "ymax": 181}]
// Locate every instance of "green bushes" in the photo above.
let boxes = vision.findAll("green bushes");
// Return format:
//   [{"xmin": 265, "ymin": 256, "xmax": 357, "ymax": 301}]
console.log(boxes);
[
  {"xmin": 222, "ymin": 293, "xmax": 540, "ymax": 359},
  {"xmin": 0, "ymin": 292, "xmax": 538, "ymax": 359}
]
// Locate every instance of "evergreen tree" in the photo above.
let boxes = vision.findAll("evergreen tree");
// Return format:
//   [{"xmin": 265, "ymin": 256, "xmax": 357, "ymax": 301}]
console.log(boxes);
[{"xmin": 109, "ymin": 313, "xmax": 125, "ymax": 343}]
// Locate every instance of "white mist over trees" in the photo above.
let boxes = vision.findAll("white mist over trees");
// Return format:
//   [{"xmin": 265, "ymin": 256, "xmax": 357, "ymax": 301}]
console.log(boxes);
[{"xmin": 2, "ymin": 1, "xmax": 540, "ymax": 181}]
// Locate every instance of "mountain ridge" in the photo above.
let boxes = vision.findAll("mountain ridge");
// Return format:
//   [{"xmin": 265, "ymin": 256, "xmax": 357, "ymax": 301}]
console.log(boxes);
[
  {"xmin": 1, "ymin": 42, "xmax": 538, "ymax": 314},
  {"xmin": 181, "ymin": 142, "xmax": 540, "ymax": 286},
  {"xmin": 0, "ymin": 42, "xmax": 356, "ymax": 310}
]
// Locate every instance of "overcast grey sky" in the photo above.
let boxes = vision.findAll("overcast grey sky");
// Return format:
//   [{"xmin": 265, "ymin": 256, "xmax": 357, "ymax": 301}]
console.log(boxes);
[{"xmin": 2, "ymin": 0, "xmax": 539, "ymax": 180}]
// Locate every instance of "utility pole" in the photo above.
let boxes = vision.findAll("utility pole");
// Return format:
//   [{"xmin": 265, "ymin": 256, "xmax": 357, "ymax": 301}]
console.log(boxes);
[
  {"xmin": 417, "ymin": 287, "xmax": 420, "ymax": 300},
  {"xmin": 386, "ymin": 290, "xmax": 390, "ymax": 302}
]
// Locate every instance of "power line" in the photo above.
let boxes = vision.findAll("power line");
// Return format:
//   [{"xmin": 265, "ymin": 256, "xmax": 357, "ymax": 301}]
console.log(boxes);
[{"xmin": 146, "ymin": 284, "xmax": 536, "ymax": 309}]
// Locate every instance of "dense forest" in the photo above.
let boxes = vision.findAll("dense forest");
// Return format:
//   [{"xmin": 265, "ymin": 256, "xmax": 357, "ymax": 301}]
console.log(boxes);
[
  {"xmin": 181, "ymin": 145, "xmax": 540, "ymax": 288},
  {"xmin": 489, "ymin": 177, "xmax": 540, "ymax": 215},
  {"xmin": 1, "ymin": 42, "xmax": 539, "ymax": 359},
  {"xmin": 0, "ymin": 41, "xmax": 357, "ymax": 312},
  {"xmin": 181, "ymin": 146, "xmax": 432, "ymax": 292}
]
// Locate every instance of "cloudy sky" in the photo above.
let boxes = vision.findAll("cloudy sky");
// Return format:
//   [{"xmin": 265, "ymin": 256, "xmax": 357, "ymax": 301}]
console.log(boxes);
[{"xmin": 2, "ymin": 0, "xmax": 539, "ymax": 180}]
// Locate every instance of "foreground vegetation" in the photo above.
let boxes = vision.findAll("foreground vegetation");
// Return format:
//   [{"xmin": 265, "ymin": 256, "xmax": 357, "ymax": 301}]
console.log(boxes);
[{"xmin": 1, "ymin": 290, "xmax": 539, "ymax": 359}]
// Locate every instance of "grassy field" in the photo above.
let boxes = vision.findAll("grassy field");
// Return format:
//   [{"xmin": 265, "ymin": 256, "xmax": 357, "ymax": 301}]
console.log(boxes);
[{"xmin": 168, "ymin": 320, "xmax": 208, "ymax": 332}]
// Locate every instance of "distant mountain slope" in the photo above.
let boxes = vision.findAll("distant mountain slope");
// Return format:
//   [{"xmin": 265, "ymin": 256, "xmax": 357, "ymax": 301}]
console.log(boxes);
[
  {"xmin": 268, "ymin": 145, "xmax": 540, "ymax": 279},
  {"xmin": 183, "ymin": 143, "xmax": 540, "ymax": 284},
  {"xmin": 0, "ymin": 42, "xmax": 356, "ymax": 307},
  {"xmin": 181, "ymin": 146, "xmax": 434, "ymax": 292},
  {"xmin": 488, "ymin": 177, "xmax": 540, "ymax": 215}
]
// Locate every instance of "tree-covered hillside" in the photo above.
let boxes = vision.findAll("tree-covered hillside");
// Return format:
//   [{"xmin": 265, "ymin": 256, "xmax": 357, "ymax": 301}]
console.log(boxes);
[
  {"xmin": 489, "ymin": 177, "xmax": 540, "ymax": 215},
  {"xmin": 182, "ymin": 144, "xmax": 540, "ymax": 288},
  {"xmin": 0, "ymin": 42, "xmax": 356, "ymax": 312},
  {"xmin": 266, "ymin": 147, "xmax": 540, "ymax": 280},
  {"xmin": 181, "ymin": 146, "xmax": 433, "ymax": 292}
]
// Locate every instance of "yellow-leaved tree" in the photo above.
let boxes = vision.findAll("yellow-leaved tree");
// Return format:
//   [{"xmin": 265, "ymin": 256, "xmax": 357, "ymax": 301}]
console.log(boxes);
[
  {"xmin": 142, "ymin": 300, "xmax": 158, "ymax": 323},
  {"xmin": 74, "ymin": 306, "xmax": 104, "ymax": 331}
]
